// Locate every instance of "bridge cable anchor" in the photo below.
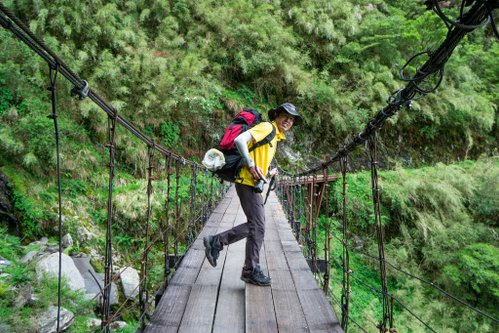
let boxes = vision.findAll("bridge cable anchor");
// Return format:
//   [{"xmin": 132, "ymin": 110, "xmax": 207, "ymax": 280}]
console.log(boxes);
[{"xmin": 71, "ymin": 80, "xmax": 90, "ymax": 100}]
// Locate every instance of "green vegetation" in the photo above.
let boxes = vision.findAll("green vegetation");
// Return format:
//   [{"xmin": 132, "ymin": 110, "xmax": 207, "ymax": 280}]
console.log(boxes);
[
  {"xmin": 0, "ymin": 0, "xmax": 497, "ymax": 332},
  {"xmin": 323, "ymin": 158, "xmax": 498, "ymax": 332}
]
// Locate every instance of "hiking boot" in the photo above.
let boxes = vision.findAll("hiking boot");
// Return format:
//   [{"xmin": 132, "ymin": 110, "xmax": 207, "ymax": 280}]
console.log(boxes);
[
  {"xmin": 240, "ymin": 266, "xmax": 272, "ymax": 286},
  {"xmin": 203, "ymin": 236, "xmax": 220, "ymax": 267}
]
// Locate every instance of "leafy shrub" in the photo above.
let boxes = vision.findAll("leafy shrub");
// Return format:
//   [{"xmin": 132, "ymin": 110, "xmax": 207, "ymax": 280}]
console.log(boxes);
[{"xmin": 160, "ymin": 121, "xmax": 181, "ymax": 148}]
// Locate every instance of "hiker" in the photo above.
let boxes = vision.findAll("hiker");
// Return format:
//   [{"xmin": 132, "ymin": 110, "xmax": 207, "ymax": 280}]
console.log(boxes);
[{"xmin": 203, "ymin": 102, "xmax": 301, "ymax": 286}]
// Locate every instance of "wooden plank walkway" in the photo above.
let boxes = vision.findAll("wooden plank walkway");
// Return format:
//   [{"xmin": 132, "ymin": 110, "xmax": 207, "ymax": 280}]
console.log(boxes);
[{"xmin": 145, "ymin": 186, "xmax": 342, "ymax": 333}]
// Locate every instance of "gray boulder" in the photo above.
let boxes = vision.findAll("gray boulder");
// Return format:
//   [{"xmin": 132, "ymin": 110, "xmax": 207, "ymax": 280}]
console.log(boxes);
[
  {"xmin": 0, "ymin": 256, "xmax": 11, "ymax": 271},
  {"xmin": 21, "ymin": 250, "xmax": 38, "ymax": 264},
  {"xmin": 37, "ymin": 306, "xmax": 73, "ymax": 333},
  {"xmin": 36, "ymin": 253, "xmax": 85, "ymax": 291},
  {"xmin": 0, "ymin": 323, "xmax": 12, "ymax": 333},
  {"xmin": 119, "ymin": 267, "xmax": 140, "ymax": 300},
  {"xmin": 87, "ymin": 318, "xmax": 128, "ymax": 331},
  {"xmin": 14, "ymin": 283, "xmax": 37, "ymax": 308},
  {"xmin": 61, "ymin": 233, "xmax": 73, "ymax": 249},
  {"xmin": 77, "ymin": 225, "xmax": 96, "ymax": 242},
  {"xmin": 73, "ymin": 257, "xmax": 118, "ymax": 306}
]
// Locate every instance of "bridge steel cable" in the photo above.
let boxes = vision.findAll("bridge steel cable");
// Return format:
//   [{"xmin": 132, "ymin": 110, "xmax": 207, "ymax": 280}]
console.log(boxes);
[
  {"xmin": 339, "ymin": 155, "xmax": 351, "ymax": 332},
  {"xmin": 139, "ymin": 145, "xmax": 156, "ymax": 330},
  {"xmin": 330, "ymin": 257, "xmax": 438, "ymax": 333},
  {"xmin": 321, "ymin": 216, "xmax": 499, "ymax": 326},
  {"xmin": 322, "ymin": 166, "xmax": 331, "ymax": 296},
  {"xmin": 276, "ymin": 0, "xmax": 497, "ymax": 178},
  {"xmin": 368, "ymin": 133, "xmax": 394, "ymax": 332},
  {"xmin": 46, "ymin": 62, "xmax": 64, "ymax": 333},
  {"xmin": 101, "ymin": 102, "xmax": 119, "ymax": 332},
  {"xmin": 352, "ymin": 250, "xmax": 499, "ymax": 324},
  {"xmin": 163, "ymin": 156, "xmax": 173, "ymax": 283},
  {"xmin": 0, "ymin": 3, "xmax": 201, "ymax": 169}
]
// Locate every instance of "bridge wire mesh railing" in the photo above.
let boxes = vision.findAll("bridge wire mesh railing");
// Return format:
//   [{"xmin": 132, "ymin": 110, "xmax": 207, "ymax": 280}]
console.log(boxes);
[
  {"xmin": 275, "ymin": 1, "xmax": 498, "ymax": 332},
  {"xmin": 0, "ymin": 3, "xmax": 229, "ymax": 332}
]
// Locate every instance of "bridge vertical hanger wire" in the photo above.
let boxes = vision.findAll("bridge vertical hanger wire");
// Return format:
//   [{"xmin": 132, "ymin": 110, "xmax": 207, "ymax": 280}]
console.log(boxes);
[
  {"xmin": 299, "ymin": 175, "xmax": 304, "ymax": 243},
  {"xmin": 291, "ymin": 178, "xmax": 297, "ymax": 239},
  {"xmin": 293, "ymin": 178, "xmax": 298, "ymax": 239},
  {"xmin": 192, "ymin": 167, "xmax": 198, "ymax": 241},
  {"xmin": 139, "ymin": 144, "xmax": 155, "ymax": 330},
  {"xmin": 102, "ymin": 106, "xmax": 118, "ymax": 332},
  {"xmin": 286, "ymin": 179, "xmax": 293, "ymax": 235},
  {"xmin": 340, "ymin": 155, "xmax": 351, "ymax": 332},
  {"xmin": 312, "ymin": 174, "xmax": 319, "ymax": 272},
  {"xmin": 47, "ymin": 62, "xmax": 64, "ymax": 333},
  {"xmin": 292, "ymin": 176, "xmax": 296, "ymax": 239},
  {"xmin": 192, "ymin": 166, "xmax": 198, "ymax": 230},
  {"xmin": 204, "ymin": 170, "xmax": 210, "ymax": 225},
  {"xmin": 164, "ymin": 155, "xmax": 172, "ymax": 283},
  {"xmin": 306, "ymin": 176, "xmax": 313, "ymax": 259},
  {"xmin": 316, "ymin": 168, "xmax": 331, "ymax": 276},
  {"xmin": 322, "ymin": 166, "xmax": 331, "ymax": 295},
  {"xmin": 200, "ymin": 170, "xmax": 206, "ymax": 226},
  {"xmin": 209, "ymin": 173, "xmax": 215, "ymax": 212},
  {"xmin": 174, "ymin": 160, "xmax": 180, "ymax": 266},
  {"xmin": 206, "ymin": 172, "xmax": 211, "ymax": 213},
  {"xmin": 288, "ymin": 180, "xmax": 293, "ymax": 226},
  {"xmin": 286, "ymin": 179, "xmax": 291, "ymax": 233},
  {"xmin": 367, "ymin": 133, "xmax": 393, "ymax": 332},
  {"xmin": 186, "ymin": 167, "xmax": 193, "ymax": 244}
]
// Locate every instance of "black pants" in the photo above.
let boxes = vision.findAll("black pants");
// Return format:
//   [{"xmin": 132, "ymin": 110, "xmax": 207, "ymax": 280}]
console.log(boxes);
[{"xmin": 214, "ymin": 183, "xmax": 265, "ymax": 275}]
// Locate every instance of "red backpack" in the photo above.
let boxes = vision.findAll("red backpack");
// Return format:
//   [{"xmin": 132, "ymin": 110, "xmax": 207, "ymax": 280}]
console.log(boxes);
[
  {"xmin": 219, "ymin": 108, "xmax": 263, "ymax": 151},
  {"xmin": 215, "ymin": 108, "xmax": 276, "ymax": 182}
]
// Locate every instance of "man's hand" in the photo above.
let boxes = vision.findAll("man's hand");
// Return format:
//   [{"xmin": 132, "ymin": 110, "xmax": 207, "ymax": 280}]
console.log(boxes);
[
  {"xmin": 249, "ymin": 166, "xmax": 264, "ymax": 180},
  {"xmin": 268, "ymin": 167, "xmax": 278, "ymax": 177}
]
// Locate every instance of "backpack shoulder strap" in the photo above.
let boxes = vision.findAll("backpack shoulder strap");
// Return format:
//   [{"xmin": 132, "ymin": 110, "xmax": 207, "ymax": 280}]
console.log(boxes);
[{"xmin": 249, "ymin": 122, "xmax": 276, "ymax": 152}]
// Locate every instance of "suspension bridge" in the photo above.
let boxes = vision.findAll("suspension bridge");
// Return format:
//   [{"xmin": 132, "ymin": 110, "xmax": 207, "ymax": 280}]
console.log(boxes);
[
  {"xmin": 145, "ymin": 187, "xmax": 341, "ymax": 333},
  {"xmin": 0, "ymin": 1, "xmax": 498, "ymax": 333}
]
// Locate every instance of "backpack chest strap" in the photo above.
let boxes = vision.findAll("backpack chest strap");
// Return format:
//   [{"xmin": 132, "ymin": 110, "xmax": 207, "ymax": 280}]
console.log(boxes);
[{"xmin": 249, "ymin": 122, "xmax": 277, "ymax": 152}]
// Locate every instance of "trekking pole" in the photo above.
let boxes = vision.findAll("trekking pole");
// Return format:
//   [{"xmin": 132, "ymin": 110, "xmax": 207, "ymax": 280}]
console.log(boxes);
[{"xmin": 264, "ymin": 175, "xmax": 277, "ymax": 205}]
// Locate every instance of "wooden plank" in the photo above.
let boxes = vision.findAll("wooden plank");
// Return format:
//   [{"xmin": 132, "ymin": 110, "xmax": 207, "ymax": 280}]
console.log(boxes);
[
  {"xmin": 272, "ymin": 289, "xmax": 309, "ymax": 333},
  {"xmin": 213, "ymin": 240, "xmax": 246, "ymax": 333},
  {"xmin": 145, "ymin": 187, "xmax": 236, "ymax": 332},
  {"xmin": 268, "ymin": 268, "xmax": 309, "ymax": 332},
  {"xmin": 277, "ymin": 225, "xmax": 297, "ymax": 240},
  {"xmin": 268, "ymin": 268, "xmax": 295, "ymax": 291},
  {"xmin": 178, "ymin": 204, "xmax": 240, "ymax": 333},
  {"xmin": 146, "ymin": 323, "xmax": 181, "ymax": 333},
  {"xmin": 245, "ymin": 242, "xmax": 278, "ymax": 333},
  {"xmin": 289, "ymin": 268, "xmax": 320, "ymax": 291},
  {"xmin": 265, "ymin": 240, "xmax": 288, "ymax": 271},
  {"xmin": 145, "ymin": 284, "xmax": 191, "ymax": 332},
  {"xmin": 281, "ymin": 240, "xmax": 302, "ymax": 254},
  {"xmin": 177, "ymin": 284, "xmax": 219, "ymax": 333},
  {"xmin": 177, "ymin": 263, "xmax": 224, "ymax": 333},
  {"xmin": 266, "ymin": 198, "xmax": 310, "ymax": 333},
  {"xmin": 296, "ymin": 289, "xmax": 342, "ymax": 333},
  {"xmin": 285, "ymin": 251, "xmax": 312, "ymax": 271},
  {"xmin": 204, "ymin": 212, "xmax": 224, "ymax": 226},
  {"xmin": 245, "ymin": 284, "xmax": 278, "ymax": 333},
  {"xmin": 267, "ymin": 190, "xmax": 341, "ymax": 333},
  {"xmin": 280, "ymin": 174, "xmax": 338, "ymax": 186}
]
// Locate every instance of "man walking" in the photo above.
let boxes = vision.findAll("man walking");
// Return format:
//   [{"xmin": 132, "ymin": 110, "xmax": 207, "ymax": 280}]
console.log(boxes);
[{"xmin": 203, "ymin": 102, "xmax": 301, "ymax": 286}]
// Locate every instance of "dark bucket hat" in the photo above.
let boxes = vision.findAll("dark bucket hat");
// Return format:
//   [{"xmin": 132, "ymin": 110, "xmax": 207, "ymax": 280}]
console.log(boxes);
[{"xmin": 268, "ymin": 102, "xmax": 302, "ymax": 125}]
